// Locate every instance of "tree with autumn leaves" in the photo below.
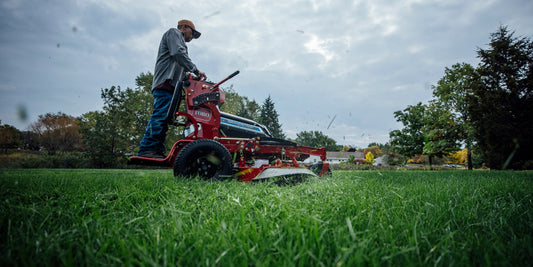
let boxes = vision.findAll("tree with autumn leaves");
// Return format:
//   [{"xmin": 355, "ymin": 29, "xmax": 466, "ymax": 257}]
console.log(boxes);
[
  {"xmin": 29, "ymin": 112, "xmax": 82, "ymax": 154},
  {"xmin": 365, "ymin": 152, "xmax": 375, "ymax": 165},
  {"xmin": 0, "ymin": 121, "xmax": 22, "ymax": 153}
]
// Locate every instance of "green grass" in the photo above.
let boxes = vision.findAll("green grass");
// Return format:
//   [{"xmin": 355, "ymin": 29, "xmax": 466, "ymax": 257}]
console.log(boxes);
[{"xmin": 1, "ymin": 169, "xmax": 532, "ymax": 266}]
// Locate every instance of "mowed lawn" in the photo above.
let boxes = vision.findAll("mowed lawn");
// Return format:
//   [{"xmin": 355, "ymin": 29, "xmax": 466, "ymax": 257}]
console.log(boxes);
[{"xmin": 1, "ymin": 169, "xmax": 532, "ymax": 266}]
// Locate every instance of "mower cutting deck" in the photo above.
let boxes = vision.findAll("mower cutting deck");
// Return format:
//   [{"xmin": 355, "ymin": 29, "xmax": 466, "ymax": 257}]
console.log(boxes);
[{"xmin": 129, "ymin": 71, "xmax": 330, "ymax": 182}]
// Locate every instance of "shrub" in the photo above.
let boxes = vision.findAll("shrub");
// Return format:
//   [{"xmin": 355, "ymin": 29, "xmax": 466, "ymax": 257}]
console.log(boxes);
[{"xmin": 2, "ymin": 151, "xmax": 92, "ymax": 168}]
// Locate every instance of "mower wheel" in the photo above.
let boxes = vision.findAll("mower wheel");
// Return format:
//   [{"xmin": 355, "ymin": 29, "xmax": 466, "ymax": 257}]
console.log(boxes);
[{"xmin": 174, "ymin": 139, "xmax": 233, "ymax": 180}]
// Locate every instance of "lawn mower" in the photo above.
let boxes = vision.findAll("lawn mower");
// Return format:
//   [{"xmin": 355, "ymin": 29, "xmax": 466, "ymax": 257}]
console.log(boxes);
[{"xmin": 128, "ymin": 71, "xmax": 330, "ymax": 182}]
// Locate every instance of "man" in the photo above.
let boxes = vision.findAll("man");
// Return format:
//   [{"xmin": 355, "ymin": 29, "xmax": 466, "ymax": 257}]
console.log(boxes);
[{"xmin": 137, "ymin": 19, "xmax": 207, "ymax": 158}]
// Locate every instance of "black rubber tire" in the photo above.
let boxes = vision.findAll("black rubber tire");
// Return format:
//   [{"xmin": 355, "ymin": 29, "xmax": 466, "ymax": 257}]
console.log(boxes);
[{"xmin": 173, "ymin": 139, "xmax": 233, "ymax": 180}]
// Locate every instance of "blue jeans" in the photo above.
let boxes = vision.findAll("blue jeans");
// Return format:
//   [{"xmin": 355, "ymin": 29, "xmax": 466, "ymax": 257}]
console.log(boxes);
[{"xmin": 138, "ymin": 90, "xmax": 173, "ymax": 156}]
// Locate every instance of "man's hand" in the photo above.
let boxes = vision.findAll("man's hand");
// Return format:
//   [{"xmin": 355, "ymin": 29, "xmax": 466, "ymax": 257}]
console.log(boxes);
[{"xmin": 194, "ymin": 70, "xmax": 207, "ymax": 81}]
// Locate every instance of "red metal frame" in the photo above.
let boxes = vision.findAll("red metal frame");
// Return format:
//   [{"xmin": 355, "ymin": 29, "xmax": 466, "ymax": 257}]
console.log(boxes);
[{"xmin": 130, "ymin": 73, "xmax": 329, "ymax": 181}]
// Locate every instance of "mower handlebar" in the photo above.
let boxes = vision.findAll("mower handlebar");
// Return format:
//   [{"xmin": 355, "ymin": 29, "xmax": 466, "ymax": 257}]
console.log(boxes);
[
  {"xmin": 227, "ymin": 70, "xmax": 240, "ymax": 79},
  {"xmin": 211, "ymin": 70, "xmax": 240, "ymax": 89}
]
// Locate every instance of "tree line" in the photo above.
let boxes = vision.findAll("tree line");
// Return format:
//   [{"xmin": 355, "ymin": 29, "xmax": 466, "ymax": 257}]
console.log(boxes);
[
  {"xmin": 389, "ymin": 26, "xmax": 532, "ymax": 170},
  {"xmin": 0, "ymin": 74, "xmax": 324, "ymax": 168}
]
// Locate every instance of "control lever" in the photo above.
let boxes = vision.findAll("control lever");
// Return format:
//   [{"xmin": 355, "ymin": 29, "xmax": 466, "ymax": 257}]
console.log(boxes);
[{"xmin": 210, "ymin": 70, "xmax": 240, "ymax": 90}]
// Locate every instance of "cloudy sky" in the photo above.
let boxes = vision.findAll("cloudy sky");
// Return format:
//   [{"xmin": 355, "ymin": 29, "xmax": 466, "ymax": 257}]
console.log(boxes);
[{"xmin": 1, "ymin": 0, "xmax": 532, "ymax": 148}]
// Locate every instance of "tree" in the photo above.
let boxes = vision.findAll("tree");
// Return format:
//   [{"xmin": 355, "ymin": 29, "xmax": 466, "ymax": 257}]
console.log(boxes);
[
  {"xmin": 367, "ymin": 142, "xmax": 391, "ymax": 155},
  {"xmin": 23, "ymin": 131, "xmax": 40, "ymax": 151},
  {"xmin": 220, "ymin": 86, "xmax": 244, "ymax": 115},
  {"xmin": 390, "ymin": 99, "xmax": 462, "ymax": 168},
  {"xmin": 29, "ymin": 112, "xmax": 82, "ymax": 153},
  {"xmin": 78, "ymin": 72, "xmax": 180, "ymax": 167},
  {"xmin": 78, "ymin": 111, "xmax": 118, "ymax": 167},
  {"xmin": 432, "ymin": 63, "xmax": 477, "ymax": 169},
  {"xmin": 99, "ymin": 85, "xmax": 138, "ymax": 155},
  {"xmin": 295, "ymin": 131, "xmax": 338, "ymax": 151},
  {"xmin": 467, "ymin": 26, "xmax": 533, "ymax": 169},
  {"xmin": 347, "ymin": 154, "xmax": 356, "ymax": 164},
  {"xmin": 385, "ymin": 152, "xmax": 404, "ymax": 166},
  {"xmin": 101, "ymin": 76, "xmax": 157, "ymax": 150},
  {"xmin": 0, "ymin": 121, "xmax": 22, "ymax": 153},
  {"xmin": 220, "ymin": 87, "xmax": 261, "ymax": 122},
  {"xmin": 132, "ymin": 72, "xmax": 156, "ymax": 140},
  {"xmin": 365, "ymin": 151, "xmax": 375, "ymax": 164},
  {"xmin": 363, "ymin": 145, "xmax": 382, "ymax": 158},
  {"xmin": 237, "ymin": 97, "xmax": 261, "ymax": 122},
  {"xmin": 448, "ymin": 148, "xmax": 468, "ymax": 165},
  {"xmin": 389, "ymin": 102, "xmax": 428, "ymax": 158},
  {"xmin": 259, "ymin": 95, "xmax": 285, "ymax": 139},
  {"xmin": 422, "ymin": 101, "xmax": 462, "ymax": 167},
  {"xmin": 408, "ymin": 154, "xmax": 426, "ymax": 164}
]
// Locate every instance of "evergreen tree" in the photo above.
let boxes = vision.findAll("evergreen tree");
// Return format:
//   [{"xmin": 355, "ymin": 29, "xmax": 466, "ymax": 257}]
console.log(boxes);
[
  {"xmin": 468, "ymin": 26, "xmax": 533, "ymax": 169},
  {"xmin": 259, "ymin": 96, "xmax": 285, "ymax": 139}
]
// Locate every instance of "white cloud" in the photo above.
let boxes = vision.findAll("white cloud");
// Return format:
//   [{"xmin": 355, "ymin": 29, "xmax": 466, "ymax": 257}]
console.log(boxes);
[{"xmin": 304, "ymin": 34, "xmax": 337, "ymax": 68}]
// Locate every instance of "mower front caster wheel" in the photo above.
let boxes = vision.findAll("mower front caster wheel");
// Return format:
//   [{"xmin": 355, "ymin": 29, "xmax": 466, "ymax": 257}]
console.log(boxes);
[{"xmin": 173, "ymin": 139, "xmax": 233, "ymax": 181}]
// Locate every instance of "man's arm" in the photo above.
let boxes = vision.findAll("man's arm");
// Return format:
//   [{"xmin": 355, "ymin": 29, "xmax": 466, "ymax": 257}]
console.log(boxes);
[{"xmin": 166, "ymin": 29, "xmax": 198, "ymax": 74}]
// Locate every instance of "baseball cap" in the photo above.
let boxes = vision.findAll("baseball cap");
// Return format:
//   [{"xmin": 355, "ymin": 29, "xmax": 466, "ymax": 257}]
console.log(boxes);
[{"xmin": 178, "ymin": 19, "xmax": 201, "ymax": 39}]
